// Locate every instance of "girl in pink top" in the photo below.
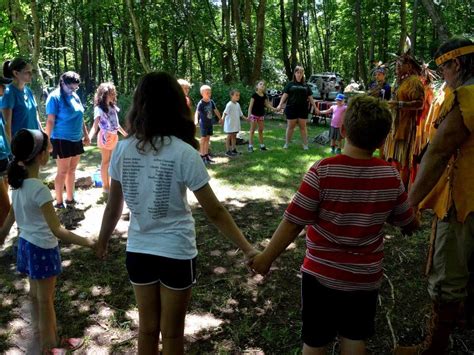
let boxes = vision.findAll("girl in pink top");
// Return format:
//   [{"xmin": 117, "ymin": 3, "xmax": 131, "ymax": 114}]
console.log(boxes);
[{"xmin": 316, "ymin": 93, "xmax": 347, "ymax": 154}]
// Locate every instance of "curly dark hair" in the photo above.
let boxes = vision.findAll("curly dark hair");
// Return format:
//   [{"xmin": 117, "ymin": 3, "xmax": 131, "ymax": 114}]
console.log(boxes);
[
  {"xmin": 344, "ymin": 95, "xmax": 392, "ymax": 151},
  {"xmin": 94, "ymin": 82, "xmax": 117, "ymax": 113},
  {"xmin": 126, "ymin": 72, "xmax": 198, "ymax": 152}
]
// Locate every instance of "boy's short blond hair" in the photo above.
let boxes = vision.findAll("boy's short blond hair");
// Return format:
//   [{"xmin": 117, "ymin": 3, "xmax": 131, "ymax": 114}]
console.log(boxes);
[
  {"xmin": 200, "ymin": 85, "xmax": 211, "ymax": 94},
  {"xmin": 344, "ymin": 95, "xmax": 392, "ymax": 151},
  {"xmin": 178, "ymin": 79, "xmax": 191, "ymax": 87}
]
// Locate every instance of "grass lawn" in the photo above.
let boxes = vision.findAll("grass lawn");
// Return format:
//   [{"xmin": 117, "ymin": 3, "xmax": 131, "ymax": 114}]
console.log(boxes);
[{"xmin": 0, "ymin": 117, "xmax": 473, "ymax": 353}]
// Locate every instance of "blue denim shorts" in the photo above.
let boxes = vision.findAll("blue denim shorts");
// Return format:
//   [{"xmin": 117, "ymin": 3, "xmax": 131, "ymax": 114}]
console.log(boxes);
[{"xmin": 17, "ymin": 238, "xmax": 62, "ymax": 280}]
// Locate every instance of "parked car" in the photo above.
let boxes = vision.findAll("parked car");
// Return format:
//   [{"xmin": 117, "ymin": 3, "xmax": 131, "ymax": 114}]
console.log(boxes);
[{"xmin": 308, "ymin": 72, "xmax": 344, "ymax": 100}]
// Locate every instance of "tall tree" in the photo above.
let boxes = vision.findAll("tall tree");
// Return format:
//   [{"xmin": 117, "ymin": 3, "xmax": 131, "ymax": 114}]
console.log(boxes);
[
  {"xmin": 399, "ymin": 0, "xmax": 407, "ymax": 54},
  {"xmin": 126, "ymin": 0, "xmax": 150, "ymax": 73},
  {"xmin": 279, "ymin": 0, "xmax": 291, "ymax": 79},
  {"xmin": 420, "ymin": 0, "xmax": 451, "ymax": 42},
  {"xmin": 250, "ymin": 0, "xmax": 267, "ymax": 84},
  {"xmin": 354, "ymin": 0, "xmax": 367, "ymax": 85}
]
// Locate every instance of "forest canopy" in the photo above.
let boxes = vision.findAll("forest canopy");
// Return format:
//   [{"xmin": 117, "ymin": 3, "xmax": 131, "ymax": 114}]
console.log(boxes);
[{"xmin": 1, "ymin": 0, "xmax": 473, "ymax": 99}]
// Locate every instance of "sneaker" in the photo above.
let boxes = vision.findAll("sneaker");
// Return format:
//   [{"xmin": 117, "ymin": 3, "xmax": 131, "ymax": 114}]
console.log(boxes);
[
  {"xmin": 54, "ymin": 202, "xmax": 65, "ymax": 209},
  {"xmin": 260, "ymin": 145, "xmax": 267, "ymax": 151},
  {"xmin": 283, "ymin": 144, "xmax": 288, "ymax": 149},
  {"xmin": 225, "ymin": 150, "xmax": 233, "ymax": 157},
  {"xmin": 248, "ymin": 146, "xmax": 254, "ymax": 152},
  {"xmin": 336, "ymin": 148, "xmax": 342, "ymax": 154},
  {"xmin": 206, "ymin": 154, "xmax": 215, "ymax": 163},
  {"xmin": 303, "ymin": 145, "xmax": 309, "ymax": 150},
  {"xmin": 331, "ymin": 146, "xmax": 336, "ymax": 154},
  {"xmin": 232, "ymin": 149, "xmax": 241, "ymax": 155},
  {"xmin": 65, "ymin": 199, "xmax": 77, "ymax": 208}
]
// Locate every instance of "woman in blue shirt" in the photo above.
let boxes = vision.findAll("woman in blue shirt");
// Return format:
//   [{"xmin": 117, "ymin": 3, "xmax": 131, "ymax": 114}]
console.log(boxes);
[
  {"xmin": 2, "ymin": 58, "xmax": 42, "ymax": 142},
  {"xmin": 45, "ymin": 72, "xmax": 90, "ymax": 208},
  {"xmin": 0, "ymin": 76, "xmax": 12, "ymax": 226}
]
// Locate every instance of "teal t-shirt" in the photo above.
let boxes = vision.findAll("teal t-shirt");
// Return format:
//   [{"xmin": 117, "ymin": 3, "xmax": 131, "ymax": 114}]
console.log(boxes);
[
  {"xmin": 45, "ymin": 88, "xmax": 84, "ymax": 141},
  {"xmin": 2, "ymin": 84, "xmax": 39, "ymax": 137},
  {"xmin": 0, "ymin": 96, "xmax": 12, "ymax": 160}
]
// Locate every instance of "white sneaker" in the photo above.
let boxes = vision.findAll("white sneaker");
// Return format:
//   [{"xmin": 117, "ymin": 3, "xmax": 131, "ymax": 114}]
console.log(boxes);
[
  {"xmin": 303, "ymin": 145, "xmax": 309, "ymax": 150},
  {"xmin": 283, "ymin": 144, "xmax": 288, "ymax": 149}
]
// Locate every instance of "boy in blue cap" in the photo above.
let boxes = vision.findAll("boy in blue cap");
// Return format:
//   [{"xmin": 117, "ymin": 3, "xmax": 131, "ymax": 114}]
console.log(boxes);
[{"xmin": 316, "ymin": 93, "xmax": 347, "ymax": 154}]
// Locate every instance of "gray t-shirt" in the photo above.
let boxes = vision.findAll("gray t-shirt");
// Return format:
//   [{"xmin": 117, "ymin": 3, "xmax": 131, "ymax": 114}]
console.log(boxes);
[
  {"xmin": 12, "ymin": 178, "xmax": 57, "ymax": 249},
  {"xmin": 109, "ymin": 136, "xmax": 210, "ymax": 259}
]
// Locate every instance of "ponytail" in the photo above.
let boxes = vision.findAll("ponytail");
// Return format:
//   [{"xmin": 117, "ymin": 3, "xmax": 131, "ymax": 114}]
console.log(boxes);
[
  {"xmin": 3, "ymin": 58, "xmax": 28, "ymax": 79},
  {"xmin": 7, "ymin": 159, "xmax": 28, "ymax": 189}
]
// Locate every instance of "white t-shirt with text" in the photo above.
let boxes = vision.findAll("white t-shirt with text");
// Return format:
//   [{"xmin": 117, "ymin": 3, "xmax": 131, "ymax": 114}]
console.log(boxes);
[{"xmin": 109, "ymin": 136, "xmax": 210, "ymax": 259}]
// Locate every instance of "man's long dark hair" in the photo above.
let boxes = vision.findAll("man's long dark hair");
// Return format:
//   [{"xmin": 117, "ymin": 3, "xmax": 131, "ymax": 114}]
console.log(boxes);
[{"xmin": 126, "ymin": 72, "xmax": 198, "ymax": 152}]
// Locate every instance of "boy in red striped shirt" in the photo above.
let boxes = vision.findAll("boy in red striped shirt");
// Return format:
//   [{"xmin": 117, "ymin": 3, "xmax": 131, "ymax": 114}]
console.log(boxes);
[{"xmin": 250, "ymin": 95, "xmax": 419, "ymax": 354}]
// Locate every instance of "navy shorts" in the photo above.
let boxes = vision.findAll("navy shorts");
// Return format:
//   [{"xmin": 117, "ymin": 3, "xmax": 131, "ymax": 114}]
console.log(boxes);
[
  {"xmin": 329, "ymin": 126, "xmax": 342, "ymax": 140},
  {"xmin": 200, "ymin": 124, "xmax": 213, "ymax": 137},
  {"xmin": 0, "ymin": 158, "xmax": 9, "ymax": 176},
  {"xmin": 301, "ymin": 272, "xmax": 378, "ymax": 347},
  {"xmin": 51, "ymin": 138, "xmax": 84, "ymax": 159},
  {"xmin": 17, "ymin": 238, "xmax": 62, "ymax": 280},
  {"xmin": 126, "ymin": 252, "xmax": 197, "ymax": 290}
]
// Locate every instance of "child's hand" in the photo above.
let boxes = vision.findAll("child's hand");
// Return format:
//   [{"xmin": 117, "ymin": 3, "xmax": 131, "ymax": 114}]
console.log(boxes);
[
  {"xmin": 249, "ymin": 252, "xmax": 272, "ymax": 275},
  {"xmin": 95, "ymin": 241, "xmax": 108, "ymax": 260},
  {"xmin": 219, "ymin": 119, "xmax": 224, "ymax": 125}
]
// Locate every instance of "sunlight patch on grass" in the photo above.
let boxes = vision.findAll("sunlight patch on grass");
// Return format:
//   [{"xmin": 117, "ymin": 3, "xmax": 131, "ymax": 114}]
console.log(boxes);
[
  {"xmin": 185, "ymin": 312, "xmax": 224, "ymax": 336},
  {"xmin": 213, "ymin": 266, "xmax": 227, "ymax": 274}
]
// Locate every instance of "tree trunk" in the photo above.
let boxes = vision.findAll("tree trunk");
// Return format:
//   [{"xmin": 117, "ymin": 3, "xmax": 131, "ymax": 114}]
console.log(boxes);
[
  {"xmin": 411, "ymin": 0, "xmax": 419, "ymax": 56},
  {"xmin": 8, "ymin": 0, "xmax": 31, "ymax": 56},
  {"xmin": 399, "ymin": 0, "xmax": 407, "ymax": 54},
  {"xmin": 290, "ymin": 0, "xmax": 300, "ymax": 70},
  {"xmin": 420, "ymin": 0, "xmax": 451, "ymax": 42},
  {"xmin": 125, "ymin": 0, "xmax": 150, "ymax": 73},
  {"xmin": 250, "ymin": 0, "xmax": 266, "ymax": 84},
  {"xmin": 354, "ymin": 0, "xmax": 367, "ymax": 85},
  {"xmin": 232, "ymin": 0, "xmax": 251, "ymax": 84},
  {"xmin": 29, "ymin": 0, "xmax": 45, "ymax": 86},
  {"xmin": 279, "ymin": 0, "xmax": 291, "ymax": 80},
  {"xmin": 221, "ymin": 0, "xmax": 233, "ymax": 83}
]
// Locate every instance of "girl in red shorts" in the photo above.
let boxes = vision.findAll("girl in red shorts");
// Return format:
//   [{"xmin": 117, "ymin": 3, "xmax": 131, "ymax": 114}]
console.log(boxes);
[{"xmin": 247, "ymin": 80, "xmax": 276, "ymax": 152}]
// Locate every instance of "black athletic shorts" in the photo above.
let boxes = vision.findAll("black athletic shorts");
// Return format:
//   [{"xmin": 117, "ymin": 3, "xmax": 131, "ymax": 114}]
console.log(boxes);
[
  {"xmin": 301, "ymin": 272, "xmax": 378, "ymax": 347},
  {"xmin": 126, "ymin": 252, "xmax": 197, "ymax": 290},
  {"xmin": 50, "ymin": 138, "xmax": 84, "ymax": 159}
]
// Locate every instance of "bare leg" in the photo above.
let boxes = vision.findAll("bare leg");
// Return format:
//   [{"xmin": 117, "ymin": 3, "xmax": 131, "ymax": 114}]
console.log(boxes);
[
  {"xmin": 0, "ymin": 177, "xmax": 10, "ymax": 226},
  {"xmin": 30, "ymin": 277, "xmax": 58, "ymax": 352},
  {"xmin": 100, "ymin": 149, "xmax": 112, "ymax": 192},
  {"xmin": 298, "ymin": 118, "xmax": 308, "ymax": 147},
  {"xmin": 286, "ymin": 119, "xmax": 297, "ymax": 145},
  {"xmin": 257, "ymin": 121, "xmax": 265, "ymax": 145},
  {"xmin": 133, "ymin": 283, "xmax": 161, "ymax": 355},
  {"xmin": 249, "ymin": 121, "xmax": 257, "ymax": 146},
  {"xmin": 65, "ymin": 155, "xmax": 80, "ymax": 201},
  {"xmin": 226, "ymin": 134, "xmax": 231, "ymax": 152},
  {"xmin": 199, "ymin": 137, "xmax": 206, "ymax": 156},
  {"xmin": 340, "ymin": 337, "xmax": 366, "ymax": 355},
  {"xmin": 231, "ymin": 133, "xmax": 237, "ymax": 151},
  {"xmin": 303, "ymin": 343, "xmax": 327, "ymax": 355},
  {"xmin": 54, "ymin": 158, "xmax": 71, "ymax": 204},
  {"xmin": 160, "ymin": 284, "xmax": 192, "ymax": 355}
]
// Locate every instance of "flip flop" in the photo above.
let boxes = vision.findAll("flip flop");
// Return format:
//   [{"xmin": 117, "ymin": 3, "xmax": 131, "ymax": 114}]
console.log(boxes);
[{"xmin": 60, "ymin": 337, "xmax": 85, "ymax": 350}]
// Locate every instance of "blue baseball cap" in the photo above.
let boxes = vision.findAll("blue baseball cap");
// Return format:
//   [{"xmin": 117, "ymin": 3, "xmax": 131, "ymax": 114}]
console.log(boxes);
[{"xmin": 336, "ymin": 93, "xmax": 345, "ymax": 101}]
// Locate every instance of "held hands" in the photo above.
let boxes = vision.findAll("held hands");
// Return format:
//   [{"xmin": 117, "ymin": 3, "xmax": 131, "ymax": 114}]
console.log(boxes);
[
  {"xmin": 247, "ymin": 252, "xmax": 272, "ymax": 276},
  {"xmin": 95, "ymin": 240, "xmax": 108, "ymax": 260},
  {"xmin": 83, "ymin": 135, "xmax": 91, "ymax": 146}
]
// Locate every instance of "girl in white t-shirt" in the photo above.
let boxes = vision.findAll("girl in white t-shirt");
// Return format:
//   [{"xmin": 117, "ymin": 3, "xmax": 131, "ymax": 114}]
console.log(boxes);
[
  {"xmin": 0, "ymin": 129, "xmax": 95, "ymax": 353},
  {"xmin": 223, "ymin": 89, "xmax": 246, "ymax": 156},
  {"xmin": 89, "ymin": 83, "xmax": 127, "ymax": 198},
  {"xmin": 96, "ymin": 72, "xmax": 257, "ymax": 354}
]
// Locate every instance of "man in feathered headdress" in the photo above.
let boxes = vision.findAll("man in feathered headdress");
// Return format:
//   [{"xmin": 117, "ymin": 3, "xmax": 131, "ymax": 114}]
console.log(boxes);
[
  {"xmin": 395, "ymin": 36, "xmax": 474, "ymax": 355},
  {"xmin": 384, "ymin": 38, "xmax": 425, "ymax": 188}
]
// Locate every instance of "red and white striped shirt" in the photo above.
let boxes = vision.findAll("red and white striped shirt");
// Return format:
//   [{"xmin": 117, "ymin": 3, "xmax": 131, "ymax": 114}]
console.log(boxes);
[{"xmin": 284, "ymin": 155, "xmax": 414, "ymax": 291}]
